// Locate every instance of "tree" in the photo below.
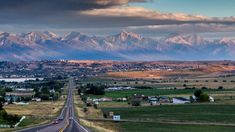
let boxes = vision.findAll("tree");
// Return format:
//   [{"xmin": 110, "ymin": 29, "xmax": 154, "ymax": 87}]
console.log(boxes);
[
  {"xmin": 52, "ymin": 92, "xmax": 60, "ymax": 100},
  {"xmin": 218, "ymin": 86, "xmax": 224, "ymax": 90},
  {"xmin": 194, "ymin": 90, "xmax": 202, "ymax": 98},
  {"xmin": 5, "ymin": 88, "xmax": 13, "ymax": 92},
  {"xmin": 9, "ymin": 98, "xmax": 13, "ymax": 104},
  {"xmin": 0, "ymin": 102, "xmax": 3, "ymax": 110},
  {"xmin": 40, "ymin": 94, "xmax": 50, "ymax": 100}
]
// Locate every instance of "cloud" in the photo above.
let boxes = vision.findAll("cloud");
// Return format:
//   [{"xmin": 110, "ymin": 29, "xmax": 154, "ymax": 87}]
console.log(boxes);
[
  {"xmin": 81, "ymin": 6, "xmax": 235, "ymax": 23},
  {"xmin": 0, "ymin": 0, "xmax": 147, "ymax": 12},
  {"xmin": 127, "ymin": 23, "xmax": 235, "ymax": 35},
  {"xmin": 0, "ymin": 0, "xmax": 235, "ymax": 36}
]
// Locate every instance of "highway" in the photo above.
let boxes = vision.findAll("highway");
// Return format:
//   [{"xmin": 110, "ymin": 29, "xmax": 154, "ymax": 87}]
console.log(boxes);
[{"xmin": 18, "ymin": 79, "xmax": 90, "ymax": 132}]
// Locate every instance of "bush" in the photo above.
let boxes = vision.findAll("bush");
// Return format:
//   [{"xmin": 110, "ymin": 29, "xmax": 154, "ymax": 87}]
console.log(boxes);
[
  {"xmin": 198, "ymin": 93, "xmax": 209, "ymax": 102},
  {"xmin": 218, "ymin": 86, "xmax": 224, "ymax": 90},
  {"xmin": 40, "ymin": 94, "xmax": 50, "ymax": 100},
  {"xmin": 94, "ymin": 104, "xmax": 98, "ymax": 109},
  {"xmin": 201, "ymin": 87, "xmax": 208, "ymax": 90},
  {"xmin": 83, "ymin": 107, "xmax": 88, "ymax": 112},
  {"xmin": 131, "ymin": 98, "xmax": 141, "ymax": 106},
  {"xmin": 22, "ymin": 97, "xmax": 32, "ymax": 102}
]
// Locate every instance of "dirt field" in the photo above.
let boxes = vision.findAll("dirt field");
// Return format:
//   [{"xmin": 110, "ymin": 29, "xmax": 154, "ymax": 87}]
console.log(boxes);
[
  {"xmin": 107, "ymin": 64, "xmax": 235, "ymax": 79},
  {"xmin": 4, "ymin": 96, "xmax": 66, "ymax": 118}
]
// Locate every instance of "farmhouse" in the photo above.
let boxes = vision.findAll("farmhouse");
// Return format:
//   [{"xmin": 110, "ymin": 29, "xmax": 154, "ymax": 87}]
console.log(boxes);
[{"xmin": 98, "ymin": 97, "xmax": 112, "ymax": 102}]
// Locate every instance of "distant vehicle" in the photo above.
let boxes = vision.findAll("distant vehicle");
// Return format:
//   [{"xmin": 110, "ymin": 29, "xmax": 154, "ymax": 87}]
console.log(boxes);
[
  {"xmin": 53, "ymin": 120, "xmax": 59, "ymax": 124},
  {"xmin": 58, "ymin": 116, "xmax": 64, "ymax": 120}
]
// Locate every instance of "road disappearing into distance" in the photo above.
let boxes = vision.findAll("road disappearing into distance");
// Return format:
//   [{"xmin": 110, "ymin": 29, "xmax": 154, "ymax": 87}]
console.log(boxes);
[{"xmin": 18, "ymin": 78, "xmax": 90, "ymax": 132}]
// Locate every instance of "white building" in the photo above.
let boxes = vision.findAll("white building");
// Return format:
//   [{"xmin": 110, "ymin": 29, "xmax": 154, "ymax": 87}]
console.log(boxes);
[{"xmin": 173, "ymin": 97, "xmax": 190, "ymax": 104}]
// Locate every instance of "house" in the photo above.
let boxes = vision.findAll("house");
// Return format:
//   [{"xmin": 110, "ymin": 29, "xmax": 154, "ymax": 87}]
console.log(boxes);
[
  {"xmin": 173, "ymin": 97, "xmax": 190, "ymax": 104},
  {"xmin": 209, "ymin": 96, "xmax": 214, "ymax": 102},
  {"xmin": 4, "ymin": 91, "xmax": 34, "ymax": 102},
  {"xmin": 116, "ymin": 98, "xmax": 127, "ymax": 102},
  {"xmin": 149, "ymin": 97, "xmax": 158, "ymax": 105},
  {"xmin": 32, "ymin": 98, "xmax": 41, "ymax": 102},
  {"xmin": 98, "ymin": 97, "xmax": 112, "ymax": 102}
]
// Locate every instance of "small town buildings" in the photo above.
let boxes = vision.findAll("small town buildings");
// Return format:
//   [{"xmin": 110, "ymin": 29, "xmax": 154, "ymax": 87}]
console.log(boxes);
[
  {"xmin": 4, "ymin": 91, "xmax": 34, "ymax": 102},
  {"xmin": 149, "ymin": 97, "xmax": 158, "ymax": 105},
  {"xmin": 98, "ymin": 97, "xmax": 112, "ymax": 102}
]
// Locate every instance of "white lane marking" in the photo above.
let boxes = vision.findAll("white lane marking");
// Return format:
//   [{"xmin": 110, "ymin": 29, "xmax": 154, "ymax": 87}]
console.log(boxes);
[{"xmin": 73, "ymin": 119, "xmax": 89, "ymax": 132}]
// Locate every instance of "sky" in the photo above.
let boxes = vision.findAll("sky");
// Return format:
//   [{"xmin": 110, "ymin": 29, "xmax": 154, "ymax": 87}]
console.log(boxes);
[{"xmin": 0, "ymin": 0, "xmax": 235, "ymax": 38}]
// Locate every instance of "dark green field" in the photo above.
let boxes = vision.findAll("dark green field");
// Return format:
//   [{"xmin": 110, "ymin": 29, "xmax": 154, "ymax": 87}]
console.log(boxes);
[
  {"xmin": 103, "ymin": 104, "xmax": 235, "ymax": 123},
  {"xmin": 102, "ymin": 104, "xmax": 235, "ymax": 132},
  {"xmin": 119, "ymin": 122, "xmax": 235, "ymax": 132}
]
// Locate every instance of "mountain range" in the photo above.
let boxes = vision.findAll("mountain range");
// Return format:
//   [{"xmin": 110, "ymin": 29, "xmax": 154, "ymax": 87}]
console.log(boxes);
[{"xmin": 1, "ymin": 31, "xmax": 235, "ymax": 61}]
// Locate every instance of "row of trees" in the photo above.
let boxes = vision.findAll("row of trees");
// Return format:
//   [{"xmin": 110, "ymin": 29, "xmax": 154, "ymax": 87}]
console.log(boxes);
[
  {"xmin": 78, "ymin": 83, "xmax": 106, "ymax": 95},
  {"xmin": 34, "ymin": 81, "xmax": 64, "ymax": 101}
]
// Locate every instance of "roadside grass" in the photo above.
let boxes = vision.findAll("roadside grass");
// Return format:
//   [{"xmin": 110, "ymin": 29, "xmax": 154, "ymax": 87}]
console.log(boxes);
[
  {"xmin": 1, "ymin": 95, "xmax": 66, "ymax": 132},
  {"xmin": 73, "ymin": 93, "xmax": 119, "ymax": 132},
  {"xmin": 18, "ymin": 116, "xmax": 49, "ymax": 127},
  {"xmin": 0, "ymin": 117, "xmax": 50, "ymax": 132},
  {"xmin": 4, "ymin": 96, "xmax": 66, "ymax": 117}
]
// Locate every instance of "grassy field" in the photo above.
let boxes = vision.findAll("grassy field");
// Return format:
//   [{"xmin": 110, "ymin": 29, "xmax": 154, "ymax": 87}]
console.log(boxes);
[
  {"xmin": 102, "ymin": 104, "xmax": 235, "ymax": 132},
  {"xmin": 4, "ymin": 96, "xmax": 66, "ymax": 117},
  {"xmin": 102, "ymin": 104, "xmax": 235, "ymax": 123},
  {"xmin": 1, "ymin": 95, "xmax": 66, "ymax": 131},
  {"xmin": 118, "ymin": 122, "xmax": 235, "ymax": 132},
  {"xmin": 76, "ymin": 75, "xmax": 235, "ymax": 131},
  {"xmin": 73, "ymin": 93, "xmax": 119, "ymax": 132}
]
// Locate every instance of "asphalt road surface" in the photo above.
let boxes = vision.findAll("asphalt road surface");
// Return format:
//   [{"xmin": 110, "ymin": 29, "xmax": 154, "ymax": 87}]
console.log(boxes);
[{"xmin": 18, "ymin": 79, "xmax": 90, "ymax": 132}]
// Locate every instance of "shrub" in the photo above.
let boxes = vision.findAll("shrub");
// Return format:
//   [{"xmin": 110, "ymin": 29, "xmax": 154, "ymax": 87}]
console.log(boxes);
[
  {"xmin": 198, "ymin": 93, "xmax": 209, "ymax": 102},
  {"xmin": 40, "ymin": 94, "xmax": 50, "ymax": 100},
  {"xmin": 83, "ymin": 107, "xmax": 88, "ymax": 112},
  {"xmin": 131, "ymin": 98, "xmax": 141, "ymax": 106},
  {"xmin": 218, "ymin": 86, "xmax": 224, "ymax": 90},
  {"xmin": 201, "ymin": 87, "xmax": 208, "ymax": 90}
]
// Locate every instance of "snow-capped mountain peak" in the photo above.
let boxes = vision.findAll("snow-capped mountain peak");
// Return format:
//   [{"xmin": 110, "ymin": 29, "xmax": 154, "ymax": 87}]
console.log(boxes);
[
  {"xmin": 165, "ymin": 34, "xmax": 205, "ymax": 45},
  {"xmin": 43, "ymin": 31, "xmax": 58, "ymax": 38},
  {"xmin": 117, "ymin": 31, "xmax": 142, "ymax": 41}
]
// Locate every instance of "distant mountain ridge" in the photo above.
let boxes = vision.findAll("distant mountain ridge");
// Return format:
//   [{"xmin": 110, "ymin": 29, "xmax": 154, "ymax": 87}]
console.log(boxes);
[{"xmin": 1, "ymin": 31, "xmax": 235, "ymax": 61}]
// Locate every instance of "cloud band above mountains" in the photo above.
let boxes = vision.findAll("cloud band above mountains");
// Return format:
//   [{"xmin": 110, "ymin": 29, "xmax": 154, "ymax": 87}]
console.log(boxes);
[{"xmin": 0, "ymin": 0, "xmax": 235, "ymax": 36}]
